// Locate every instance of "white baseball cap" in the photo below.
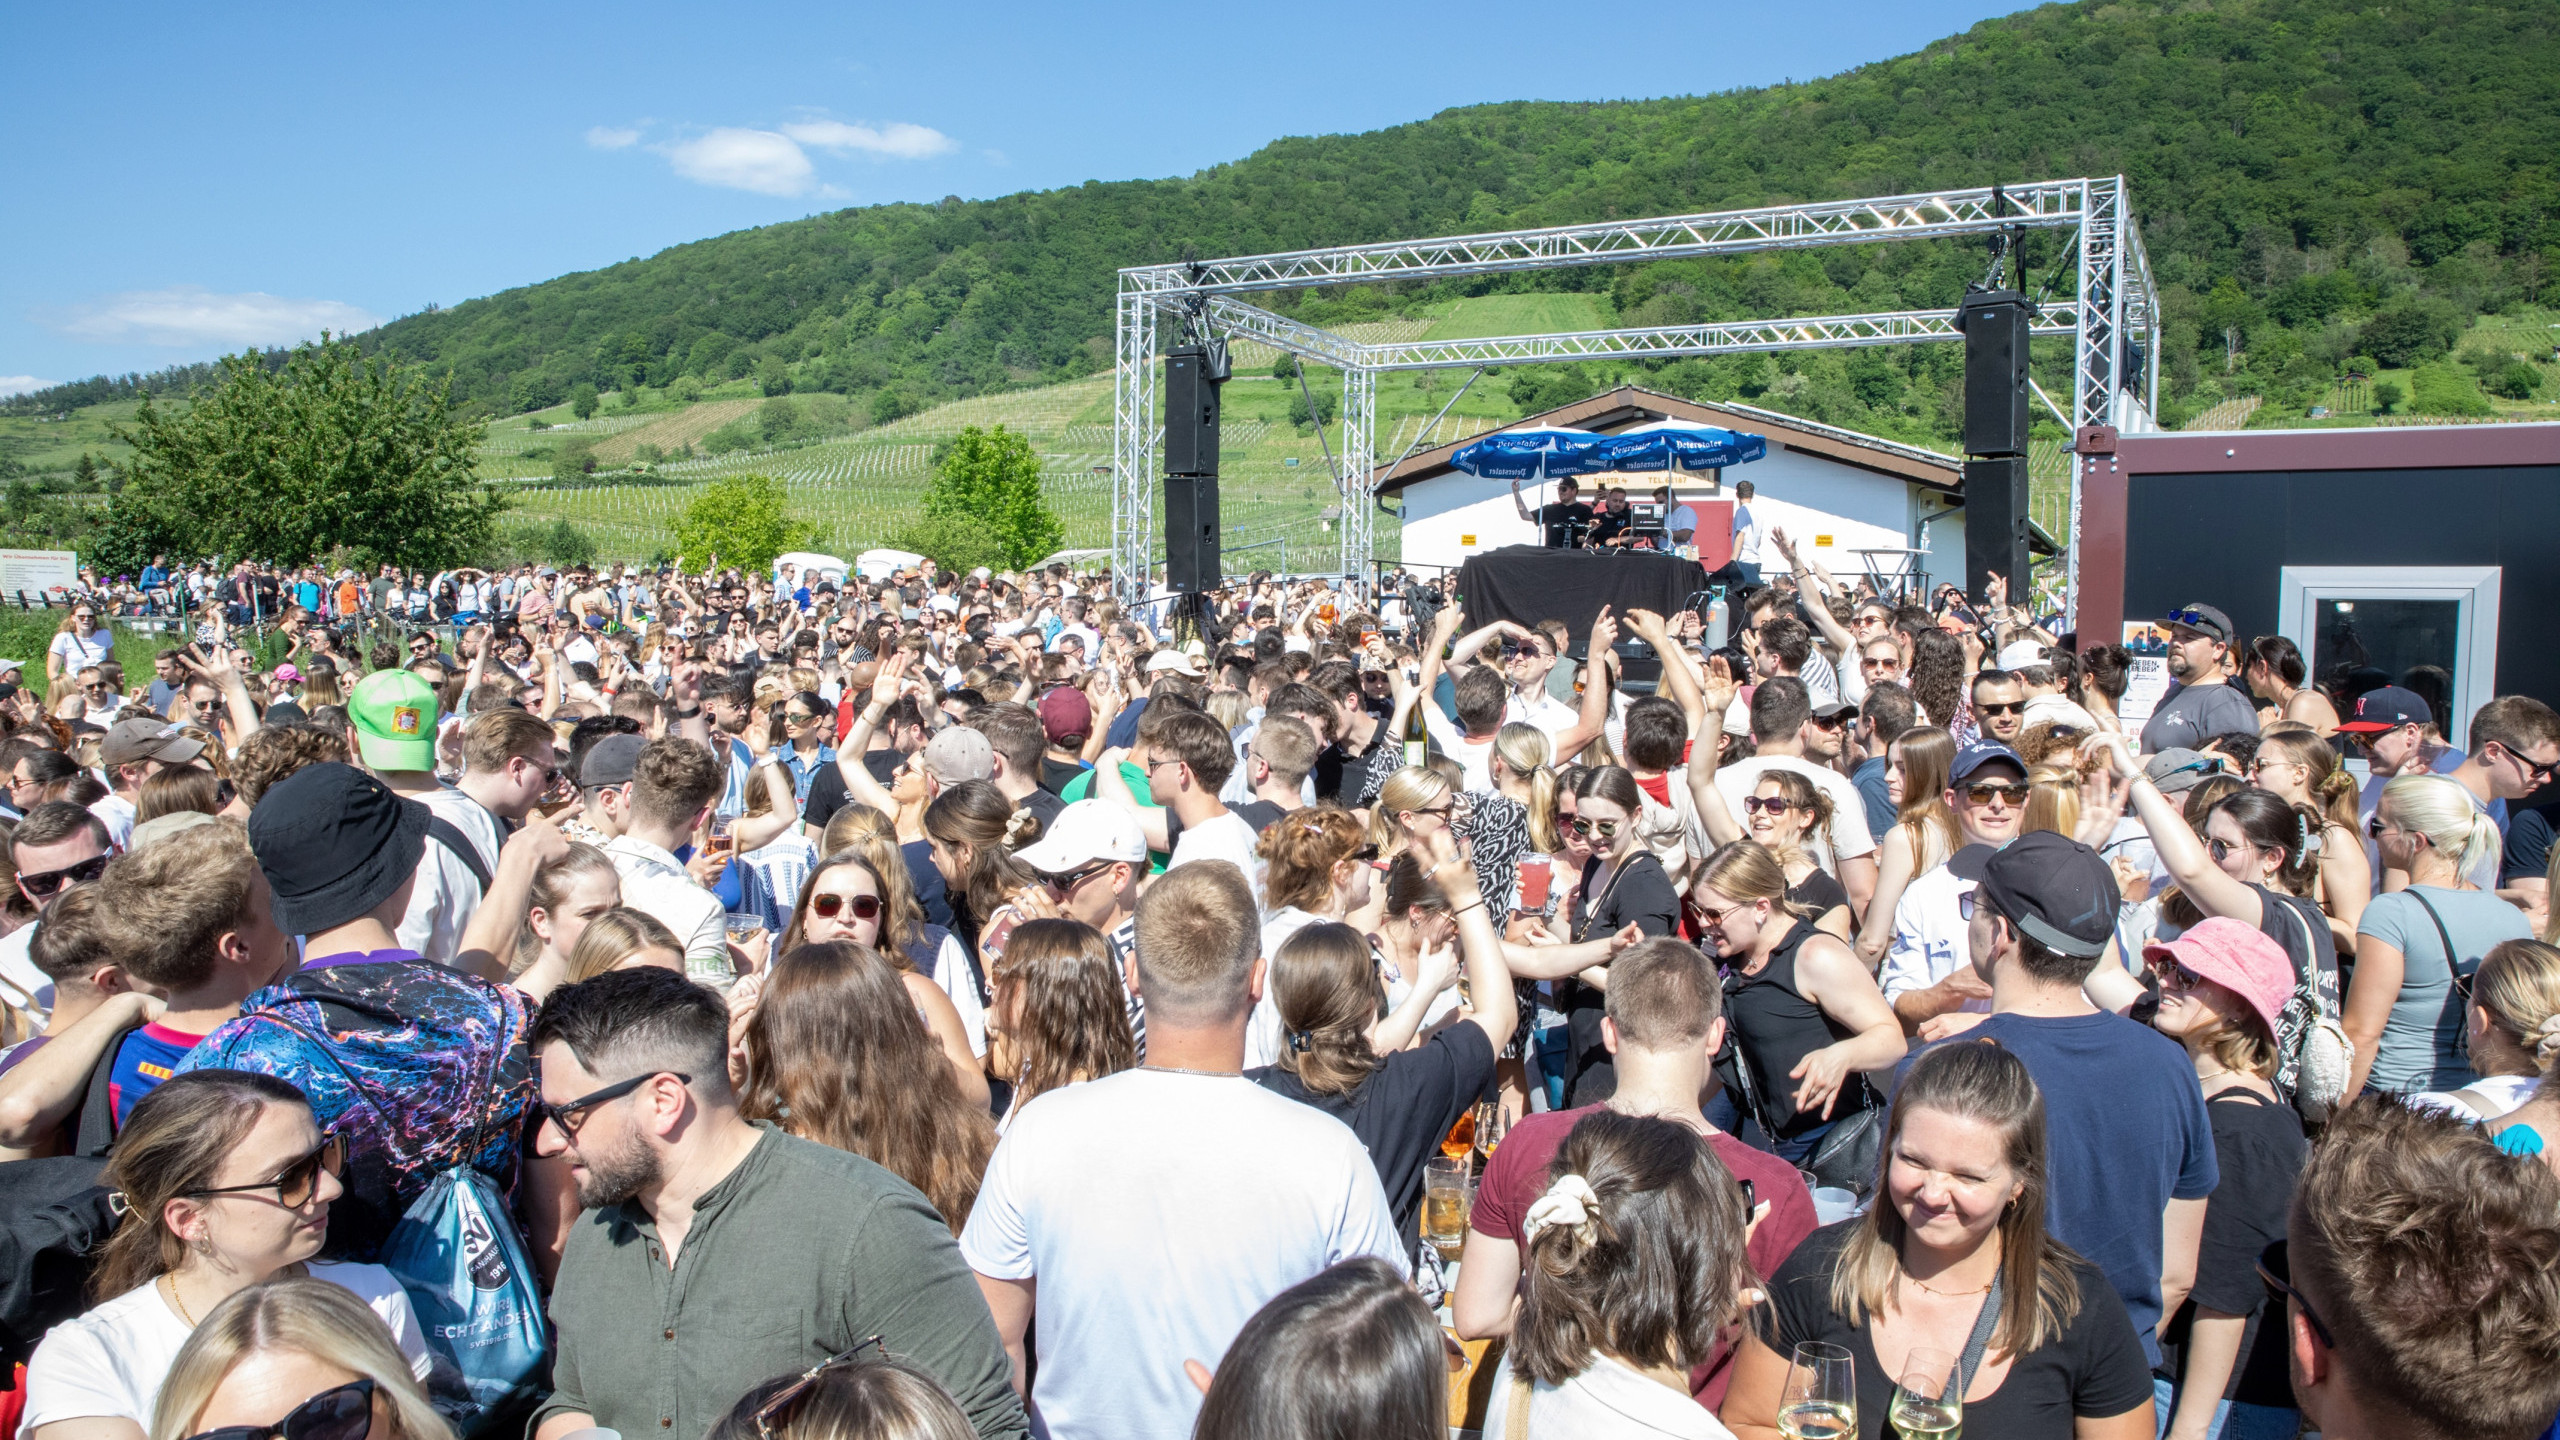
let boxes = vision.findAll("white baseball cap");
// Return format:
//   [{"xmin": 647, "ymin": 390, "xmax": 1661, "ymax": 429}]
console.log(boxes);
[
  {"xmin": 1146, "ymin": 649, "xmax": 1204, "ymax": 677},
  {"xmin": 1995, "ymin": 640, "xmax": 2048, "ymax": 672},
  {"xmin": 1014, "ymin": 798, "xmax": 1148, "ymax": 872}
]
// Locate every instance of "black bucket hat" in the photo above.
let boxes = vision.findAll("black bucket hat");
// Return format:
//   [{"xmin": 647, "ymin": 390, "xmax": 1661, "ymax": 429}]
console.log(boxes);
[{"xmin": 248, "ymin": 762, "xmax": 430, "ymax": 936}]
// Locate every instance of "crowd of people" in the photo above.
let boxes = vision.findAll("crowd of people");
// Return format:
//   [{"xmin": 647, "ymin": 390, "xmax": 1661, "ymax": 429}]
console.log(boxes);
[{"xmin": 2, "ymin": 543, "xmax": 2559, "ymax": 1440}]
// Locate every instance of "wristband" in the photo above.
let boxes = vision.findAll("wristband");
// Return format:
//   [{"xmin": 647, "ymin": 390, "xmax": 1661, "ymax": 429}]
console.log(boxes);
[
  {"xmin": 672, "ymin": 704, "xmax": 702, "ymax": 720},
  {"xmin": 1450, "ymin": 898, "xmax": 1487, "ymax": 918}
]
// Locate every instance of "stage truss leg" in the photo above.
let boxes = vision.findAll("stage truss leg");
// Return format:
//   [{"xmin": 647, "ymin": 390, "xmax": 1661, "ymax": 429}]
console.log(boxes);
[
  {"xmin": 1337, "ymin": 367, "xmax": 1376, "ymax": 599},
  {"xmin": 2065, "ymin": 176, "xmax": 2130, "ymax": 629},
  {"xmin": 1110, "ymin": 285, "xmax": 1159, "ymax": 610}
]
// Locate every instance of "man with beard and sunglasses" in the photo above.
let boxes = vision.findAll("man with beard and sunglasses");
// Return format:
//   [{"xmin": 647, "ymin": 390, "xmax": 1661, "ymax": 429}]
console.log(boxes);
[
  {"xmin": 529, "ymin": 967, "xmax": 1025, "ymax": 1440},
  {"xmin": 2140, "ymin": 602, "xmax": 2262, "ymax": 756}
]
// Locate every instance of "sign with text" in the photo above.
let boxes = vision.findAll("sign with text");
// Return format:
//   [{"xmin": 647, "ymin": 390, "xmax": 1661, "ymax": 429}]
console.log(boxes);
[{"xmin": 0, "ymin": 550, "xmax": 77, "ymax": 602}]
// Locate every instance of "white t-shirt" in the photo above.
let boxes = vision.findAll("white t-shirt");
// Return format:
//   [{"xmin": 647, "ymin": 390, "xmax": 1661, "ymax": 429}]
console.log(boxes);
[
  {"xmin": 1418, "ymin": 704, "xmax": 1496, "ymax": 792},
  {"xmin": 89, "ymin": 792, "xmax": 136, "ymax": 851},
  {"xmin": 2409, "ymin": 1073, "xmax": 2539, "ymax": 1123},
  {"xmin": 394, "ymin": 786, "xmax": 504, "ymax": 965},
  {"xmin": 1505, "ymin": 689, "xmax": 1581, "ymax": 751},
  {"xmin": 49, "ymin": 629, "xmax": 113, "ymax": 674},
  {"xmin": 1246, "ymin": 905, "xmax": 1330, "ymax": 1071},
  {"xmin": 0, "ymin": 921, "xmax": 50, "ymax": 1025},
  {"xmin": 1731, "ymin": 504, "xmax": 1760, "ymax": 564},
  {"xmin": 1168, "ymin": 811, "xmax": 1262, "ymax": 906},
  {"xmin": 18, "ymin": 1263, "xmax": 428, "ymax": 1439},
  {"xmin": 959, "ymin": 1069, "xmax": 1405, "ymax": 1440},
  {"xmin": 1712, "ymin": 757, "xmax": 1877, "ymax": 874},
  {"xmin": 1879, "ymin": 862, "xmax": 1981, "ymax": 1011},
  {"xmin": 1481, "ymin": 1349, "xmax": 1735, "ymax": 1440},
  {"xmin": 604, "ymin": 835, "xmax": 731, "ymax": 983}
]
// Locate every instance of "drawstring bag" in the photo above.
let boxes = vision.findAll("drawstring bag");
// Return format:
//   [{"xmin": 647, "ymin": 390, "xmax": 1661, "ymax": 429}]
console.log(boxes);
[
  {"xmin": 250, "ymin": 1014, "xmax": 549, "ymax": 1437},
  {"xmin": 381, "ymin": 1164, "xmax": 549, "ymax": 1436}
]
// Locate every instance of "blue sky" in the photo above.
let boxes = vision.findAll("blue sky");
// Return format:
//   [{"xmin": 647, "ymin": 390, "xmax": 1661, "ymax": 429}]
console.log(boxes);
[{"xmin": 0, "ymin": 0, "xmax": 2033, "ymax": 395}]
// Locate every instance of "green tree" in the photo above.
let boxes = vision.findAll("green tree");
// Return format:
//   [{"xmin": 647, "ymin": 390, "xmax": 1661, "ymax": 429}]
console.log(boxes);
[
  {"xmin": 757, "ymin": 357, "xmax": 792, "ymax": 397},
  {"xmin": 570, "ymin": 383, "xmax": 600, "ymax": 420},
  {"xmin": 552, "ymin": 436, "xmax": 598, "ymax": 483},
  {"xmin": 921, "ymin": 425, "xmax": 1061, "ymax": 569},
  {"xmin": 1271, "ymin": 356, "xmax": 1300, "ymax": 382},
  {"xmin": 71, "ymin": 452, "xmax": 99, "ymax": 489},
  {"xmin": 889, "ymin": 514, "xmax": 1008, "ymax": 574},
  {"xmin": 111, "ymin": 336, "xmax": 502, "ymax": 568},
  {"xmin": 671, "ymin": 473, "xmax": 809, "ymax": 571},
  {"xmin": 2372, "ymin": 379, "xmax": 2404, "ymax": 413}
]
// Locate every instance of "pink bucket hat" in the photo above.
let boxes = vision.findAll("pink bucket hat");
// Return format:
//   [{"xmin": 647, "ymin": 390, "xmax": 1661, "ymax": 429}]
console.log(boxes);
[{"xmin": 2143, "ymin": 916, "xmax": 2294, "ymax": 1041}]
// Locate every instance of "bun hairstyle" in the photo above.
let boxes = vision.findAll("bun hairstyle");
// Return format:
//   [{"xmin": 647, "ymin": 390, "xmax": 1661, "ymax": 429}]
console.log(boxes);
[
  {"xmin": 1511, "ymin": 1111, "xmax": 1755, "ymax": 1387},
  {"xmin": 2468, "ymin": 939, "xmax": 2560, "ymax": 1081},
  {"xmin": 1257, "ymin": 805, "xmax": 1366, "ymax": 915}
]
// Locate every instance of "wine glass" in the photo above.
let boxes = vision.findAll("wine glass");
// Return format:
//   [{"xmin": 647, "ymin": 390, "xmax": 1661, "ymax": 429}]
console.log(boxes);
[
  {"xmin": 1472, "ymin": 1099, "xmax": 1508, "ymax": 1160},
  {"xmin": 1778, "ymin": 1341, "xmax": 1856, "ymax": 1440},
  {"xmin": 1889, "ymin": 1346, "xmax": 1962, "ymax": 1440}
]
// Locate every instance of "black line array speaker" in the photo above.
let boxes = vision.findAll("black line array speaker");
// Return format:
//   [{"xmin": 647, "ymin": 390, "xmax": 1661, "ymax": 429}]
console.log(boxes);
[
  {"xmin": 1164, "ymin": 345, "xmax": 1221, "ymax": 478},
  {"xmin": 1958, "ymin": 288, "xmax": 2032, "ymax": 458},
  {"xmin": 1963, "ymin": 456, "xmax": 2031, "ymax": 602},
  {"xmin": 1165, "ymin": 475, "xmax": 1221, "ymax": 593}
]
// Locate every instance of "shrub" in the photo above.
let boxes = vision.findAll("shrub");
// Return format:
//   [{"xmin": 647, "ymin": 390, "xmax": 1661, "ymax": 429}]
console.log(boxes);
[{"xmin": 2407, "ymin": 365, "xmax": 2494, "ymax": 417}]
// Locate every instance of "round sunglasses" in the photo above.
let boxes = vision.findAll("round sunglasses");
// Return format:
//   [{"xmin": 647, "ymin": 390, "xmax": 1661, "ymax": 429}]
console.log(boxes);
[{"xmin": 810, "ymin": 892, "xmax": 883, "ymax": 922}]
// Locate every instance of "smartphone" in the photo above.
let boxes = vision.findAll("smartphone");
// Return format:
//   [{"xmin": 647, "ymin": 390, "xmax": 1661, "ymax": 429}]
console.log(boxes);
[{"xmin": 1517, "ymin": 856, "xmax": 1553, "ymax": 913}]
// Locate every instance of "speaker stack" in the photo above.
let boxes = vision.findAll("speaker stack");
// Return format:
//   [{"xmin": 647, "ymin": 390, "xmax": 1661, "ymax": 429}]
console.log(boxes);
[
  {"xmin": 1163, "ymin": 343, "xmax": 1228, "ymax": 593},
  {"xmin": 1956, "ymin": 287, "xmax": 2032, "ymax": 605}
]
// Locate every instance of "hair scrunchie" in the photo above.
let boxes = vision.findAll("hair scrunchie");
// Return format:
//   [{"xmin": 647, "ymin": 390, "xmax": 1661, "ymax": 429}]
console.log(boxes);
[
  {"xmin": 2494, "ymin": 1123, "xmax": 2546, "ymax": 1159},
  {"xmin": 1523, "ymin": 1172, "xmax": 1602, "ymax": 1246},
  {"xmin": 1286, "ymin": 1028, "xmax": 1314, "ymax": 1054}
]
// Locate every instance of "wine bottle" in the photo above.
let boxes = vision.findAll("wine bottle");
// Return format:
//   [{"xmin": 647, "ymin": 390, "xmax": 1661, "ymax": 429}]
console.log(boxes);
[{"xmin": 1403, "ymin": 682, "xmax": 1430, "ymax": 768}]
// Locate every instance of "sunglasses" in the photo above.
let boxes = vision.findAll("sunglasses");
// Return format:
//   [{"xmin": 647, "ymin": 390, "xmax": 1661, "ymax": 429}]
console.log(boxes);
[
  {"xmin": 2207, "ymin": 837, "xmax": 2255, "ymax": 864},
  {"xmin": 1975, "ymin": 700, "xmax": 2026, "ymax": 718},
  {"xmin": 810, "ymin": 891, "xmax": 884, "ymax": 922},
  {"xmin": 1963, "ymin": 782, "xmax": 2031, "ymax": 806},
  {"xmin": 756, "ymin": 1336, "xmax": 889, "ymax": 1440},
  {"xmin": 2495, "ymin": 743, "xmax": 2560, "ymax": 788},
  {"xmin": 1042, "ymin": 859, "xmax": 1117, "ymax": 893},
  {"xmin": 182, "ymin": 1134, "xmax": 345, "ymax": 1210},
  {"xmin": 1566, "ymin": 816, "xmax": 1623, "ymax": 839},
  {"xmin": 182, "ymin": 1377, "xmax": 374, "ymax": 1440},
  {"xmin": 1695, "ymin": 900, "xmax": 1755, "ymax": 927},
  {"xmin": 1741, "ymin": 796, "xmax": 1799, "ymax": 817},
  {"xmin": 19, "ymin": 852, "xmax": 111, "ymax": 899},
  {"xmin": 2150, "ymin": 956, "xmax": 2204, "ymax": 993},
  {"xmin": 2255, "ymin": 1240, "xmax": 2335, "ymax": 1350},
  {"xmin": 538, "ymin": 1070, "xmax": 690, "ymax": 1138},
  {"xmin": 2163, "ymin": 609, "xmax": 2223, "ymax": 636}
]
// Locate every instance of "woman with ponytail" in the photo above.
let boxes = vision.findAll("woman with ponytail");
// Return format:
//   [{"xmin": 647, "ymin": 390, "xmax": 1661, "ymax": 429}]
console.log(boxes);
[
  {"xmin": 1481, "ymin": 1111, "xmax": 1759, "ymax": 1439},
  {"xmin": 2248, "ymin": 724, "xmax": 2371, "ymax": 942},
  {"xmin": 922, "ymin": 778, "xmax": 1051, "ymax": 974},
  {"xmin": 2343, "ymin": 772, "xmax": 2532, "ymax": 1101},
  {"xmin": 1456, "ymin": 722, "xmax": 1561, "ymax": 913},
  {"xmin": 2411, "ymin": 937, "xmax": 2560, "ymax": 1122}
]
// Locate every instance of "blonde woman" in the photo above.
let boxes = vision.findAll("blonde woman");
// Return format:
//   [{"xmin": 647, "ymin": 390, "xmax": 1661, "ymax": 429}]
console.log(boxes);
[
  {"xmin": 1850, "ymin": 728, "xmax": 1963, "ymax": 963},
  {"xmin": 562, "ymin": 906, "xmax": 687, "ymax": 983},
  {"xmin": 1465, "ymin": 723, "xmax": 1562, "ymax": 914},
  {"xmin": 2411, "ymin": 938, "xmax": 2560, "ymax": 1123},
  {"xmin": 148, "ymin": 1277, "xmax": 451, "ymax": 1440},
  {"xmin": 2247, "ymin": 725, "xmax": 2370, "ymax": 943},
  {"xmin": 507, "ymin": 843, "xmax": 623, "ymax": 1001},
  {"xmin": 2345, "ymin": 772, "xmax": 2530, "ymax": 1102},
  {"xmin": 1365, "ymin": 765, "xmax": 1458, "ymax": 868},
  {"xmin": 2020, "ymin": 762, "xmax": 2082, "ymax": 840}
]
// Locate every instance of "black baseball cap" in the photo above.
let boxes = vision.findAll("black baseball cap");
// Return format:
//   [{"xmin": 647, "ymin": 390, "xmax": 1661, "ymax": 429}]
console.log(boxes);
[
  {"xmin": 2161, "ymin": 603, "xmax": 2235, "ymax": 645},
  {"xmin": 1950, "ymin": 831, "xmax": 2120, "ymax": 960},
  {"xmin": 581, "ymin": 732, "xmax": 647, "ymax": 787},
  {"xmin": 2337, "ymin": 685, "xmax": 2433, "ymax": 734},
  {"xmin": 247, "ymin": 763, "xmax": 429, "ymax": 936}
]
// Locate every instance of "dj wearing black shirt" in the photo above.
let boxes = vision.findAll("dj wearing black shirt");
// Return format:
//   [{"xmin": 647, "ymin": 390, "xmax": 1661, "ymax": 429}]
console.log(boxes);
[
  {"xmin": 1512, "ymin": 476, "xmax": 1594, "ymax": 549},
  {"xmin": 1586, "ymin": 487, "xmax": 1637, "ymax": 548}
]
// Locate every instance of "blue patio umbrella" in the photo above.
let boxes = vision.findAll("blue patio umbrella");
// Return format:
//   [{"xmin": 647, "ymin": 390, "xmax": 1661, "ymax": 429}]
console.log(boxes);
[{"xmin": 1449, "ymin": 421, "xmax": 1764, "ymax": 480}]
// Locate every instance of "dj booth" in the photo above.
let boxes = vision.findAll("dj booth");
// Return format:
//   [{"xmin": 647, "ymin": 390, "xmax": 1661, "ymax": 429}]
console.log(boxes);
[{"xmin": 1452, "ymin": 545, "xmax": 1714, "ymax": 684}]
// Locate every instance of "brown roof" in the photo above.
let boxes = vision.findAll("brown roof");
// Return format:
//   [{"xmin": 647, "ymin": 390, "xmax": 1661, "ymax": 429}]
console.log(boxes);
[{"xmin": 1371, "ymin": 384, "xmax": 1964, "ymax": 495}]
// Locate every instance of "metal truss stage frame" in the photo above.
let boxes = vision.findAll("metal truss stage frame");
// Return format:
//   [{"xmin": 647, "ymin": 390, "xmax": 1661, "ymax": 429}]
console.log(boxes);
[{"xmin": 1111, "ymin": 177, "xmax": 2160, "ymax": 614}]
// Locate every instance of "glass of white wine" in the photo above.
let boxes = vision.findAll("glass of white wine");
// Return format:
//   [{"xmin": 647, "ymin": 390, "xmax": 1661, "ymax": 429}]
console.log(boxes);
[
  {"xmin": 1778, "ymin": 1341, "xmax": 1856, "ymax": 1440},
  {"xmin": 1889, "ymin": 1346, "xmax": 1962, "ymax": 1440}
]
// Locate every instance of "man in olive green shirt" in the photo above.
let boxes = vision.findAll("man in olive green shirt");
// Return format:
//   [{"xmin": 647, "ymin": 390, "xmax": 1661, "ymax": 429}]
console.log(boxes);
[{"xmin": 527, "ymin": 969, "xmax": 1024, "ymax": 1440}]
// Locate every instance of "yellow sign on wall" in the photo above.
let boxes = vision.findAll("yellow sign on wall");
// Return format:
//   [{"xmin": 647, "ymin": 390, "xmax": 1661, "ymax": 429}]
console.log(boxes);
[
  {"xmin": 1460, "ymin": 534, "xmax": 1477, "ymax": 547},
  {"xmin": 1814, "ymin": 535, "xmax": 1835, "ymax": 547}
]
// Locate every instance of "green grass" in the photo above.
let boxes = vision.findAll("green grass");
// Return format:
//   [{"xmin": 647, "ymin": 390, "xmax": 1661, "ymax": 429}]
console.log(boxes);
[{"xmin": 0, "ymin": 399, "xmax": 142, "ymax": 478}]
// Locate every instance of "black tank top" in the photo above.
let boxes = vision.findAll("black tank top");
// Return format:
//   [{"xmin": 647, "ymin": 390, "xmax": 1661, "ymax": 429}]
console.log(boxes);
[{"xmin": 1722, "ymin": 917, "xmax": 1858, "ymax": 1139}]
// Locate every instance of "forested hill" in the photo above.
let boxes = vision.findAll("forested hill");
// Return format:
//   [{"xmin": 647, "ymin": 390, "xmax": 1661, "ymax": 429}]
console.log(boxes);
[{"xmin": 31, "ymin": 0, "xmax": 2560, "ymax": 427}]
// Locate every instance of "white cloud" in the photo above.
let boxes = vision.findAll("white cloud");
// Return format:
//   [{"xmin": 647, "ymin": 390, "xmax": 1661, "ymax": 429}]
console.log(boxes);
[
  {"xmin": 586, "ymin": 125, "xmax": 641, "ymax": 150},
  {"xmin": 780, "ymin": 119, "xmax": 957, "ymax": 160},
  {"xmin": 44, "ymin": 287, "xmax": 383, "ymax": 349},
  {"xmin": 663, "ymin": 128, "xmax": 815, "ymax": 196},
  {"xmin": 0, "ymin": 375, "xmax": 58, "ymax": 398}
]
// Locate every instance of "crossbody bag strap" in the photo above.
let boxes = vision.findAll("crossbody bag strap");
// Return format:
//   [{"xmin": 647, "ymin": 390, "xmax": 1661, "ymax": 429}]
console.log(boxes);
[
  {"xmin": 2406, "ymin": 887, "xmax": 2462, "ymax": 980},
  {"xmin": 1955, "ymin": 1265, "xmax": 2007, "ymax": 1397},
  {"xmin": 1504, "ymin": 1370, "xmax": 1534, "ymax": 1440}
]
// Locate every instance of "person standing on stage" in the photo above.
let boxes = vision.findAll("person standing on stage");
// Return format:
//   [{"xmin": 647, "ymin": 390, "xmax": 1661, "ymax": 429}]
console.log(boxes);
[
  {"xmin": 1511, "ymin": 476, "xmax": 1594, "ymax": 549},
  {"xmin": 1708, "ymin": 479, "xmax": 1763, "ymax": 589}
]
